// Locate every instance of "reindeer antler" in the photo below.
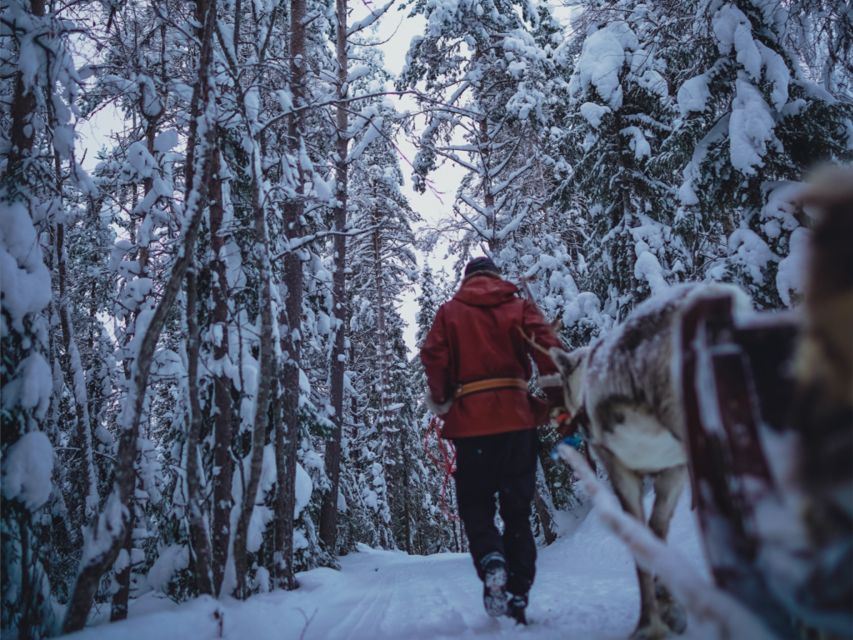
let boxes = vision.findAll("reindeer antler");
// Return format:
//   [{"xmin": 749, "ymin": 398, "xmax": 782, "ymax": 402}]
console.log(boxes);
[
  {"xmin": 517, "ymin": 326, "xmax": 555, "ymax": 360},
  {"xmin": 516, "ymin": 275, "xmax": 562, "ymax": 335}
]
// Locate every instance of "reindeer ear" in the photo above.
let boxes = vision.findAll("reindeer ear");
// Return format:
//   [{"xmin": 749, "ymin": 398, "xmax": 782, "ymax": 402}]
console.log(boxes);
[
  {"xmin": 549, "ymin": 346, "xmax": 588, "ymax": 377},
  {"xmin": 549, "ymin": 347, "xmax": 574, "ymax": 376}
]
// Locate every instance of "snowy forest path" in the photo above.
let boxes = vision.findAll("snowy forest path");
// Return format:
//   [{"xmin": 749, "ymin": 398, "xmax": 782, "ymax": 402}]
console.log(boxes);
[{"xmin": 62, "ymin": 495, "xmax": 715, "ymax": 640}]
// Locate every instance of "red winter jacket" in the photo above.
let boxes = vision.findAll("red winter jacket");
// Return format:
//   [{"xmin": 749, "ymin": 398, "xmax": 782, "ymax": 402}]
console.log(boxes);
[{"xmin": 420, "ymin": 272, "xmax": 563, "ymax": 439}]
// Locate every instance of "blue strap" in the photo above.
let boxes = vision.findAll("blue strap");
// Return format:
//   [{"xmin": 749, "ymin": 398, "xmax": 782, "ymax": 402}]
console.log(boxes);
[{"xmin": 550, "ymin": 434, "xmax": 584, "ymax": 460}]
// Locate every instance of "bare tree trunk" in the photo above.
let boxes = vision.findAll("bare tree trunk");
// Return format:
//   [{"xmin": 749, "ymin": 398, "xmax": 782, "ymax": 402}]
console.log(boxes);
[
  {"xmin": 276, "ymin": 249, "xmax": 303, "ymax": 590},
  {"xmin": 534, "ymin": 488, "xmax": 557, "ymax": 545},
  {"xmin": 54, "ymin": 166, "xmax": 98, "ymax": 530},
  {"xmin": 399, "ymin": 426, "xmax": 412, "ymax": 554},
  {"xmin": 478, "ymin": 117, "xmax": 498, "ymax": 252},
  {"xmin": 185, "ymin": 268, "xmax": 214, "ymax": 595},
  {"xmin": 62, "ymin": 0, "xmax": 218, "ymax": 630},
  {"xmin": 371, "ymin": 216, "xmax": 390, "ymax": 421},
  {"xmin": 272, "ymin": 0, "xmax": 306, "ymax": 592},
  {"xmin": 3, "ymin": 0, "xmax": 45, "ymax": 191},
  {"xmin": 208, "ymin": 149, "xmax": 237, "ymax": 596},
  {"xmin": 232, "ymin": 157, "xmax": 276, "ymax": 598},
  {"xmin": 319, "ymin": 0, "xmax": 349, "ymax": 557},
  {"xmin": 109, "ymin": 510, "xmax": 133, "ymax": 621}
]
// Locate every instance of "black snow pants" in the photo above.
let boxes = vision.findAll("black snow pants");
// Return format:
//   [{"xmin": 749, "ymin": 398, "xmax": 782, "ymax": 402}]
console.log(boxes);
[{"xmin": 453, "ymin": 428, "xmax": 539, "ymax": 597}]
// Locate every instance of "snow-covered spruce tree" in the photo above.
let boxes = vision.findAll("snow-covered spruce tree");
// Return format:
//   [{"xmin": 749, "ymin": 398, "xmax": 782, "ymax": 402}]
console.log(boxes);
[
  {"xmin": 412, "ymin": 265, "xmax": 470, "ymax": 553},
  {"xmin": 341, "ymin": 99, "xmax": 422, "ymax": 551},
  {"xmin": 785, "ymin": 0, "xmax": 853, "ymax": 100},
  {"xmin": 318, "ymin": 0, "xmax": 396, "ymax": 559},
  {"xmin": 0, "ymin": 201, "xmax": 55, "ymax": 639},
  {"xmin": 669, "ymin": 0, "xmax": 853, "ymax": 308},
  {"xmin": 557, "ymin": 6, "xmax": 684, "ymax": 322},
  {"xmin": 400, "ymin": 0, "xmax": 562, "ymax": 256},
  {"xmin": 0, "ymin": 198, "xmax": 56, "ymax": 639},
  {"xmin": 44, "ymin": 186, "xmax": 118, "ymax": 612},
  {"xmin": 1, "ymin": 0, "xmax": 94, "ymax": 635},
  {"xmin": 380, "ymin": 322, "xmax": 425, "ymax": 554}
]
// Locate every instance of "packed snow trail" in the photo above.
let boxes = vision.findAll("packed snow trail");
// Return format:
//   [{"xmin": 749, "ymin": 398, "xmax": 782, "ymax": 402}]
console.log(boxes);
[{"xmin": 63, "ymin": 494, "xmax": 722, "ymax": 640}]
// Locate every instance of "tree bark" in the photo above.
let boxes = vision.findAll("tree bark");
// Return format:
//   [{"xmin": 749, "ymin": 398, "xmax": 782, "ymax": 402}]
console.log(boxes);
[
  {"xmin": 54, "ymin": 168, "xmax": 98, "ymax": 530},
  {"xmin": 109, "ymin": 510, "xmax": 133, "ymax": 621},
  {"xmin": 534, "ymin": 487, "xmax": 557, "ymax": 545},
  {"xmin": 62, "ymin": 0, "xmax": 218, "ymax": 630},
  {"xmin": 478, "ymin": 117, "xmax": 498, "ymax": 252},
  {"xmin": 371, "ymin": 214, "xmax": 390, "ymax": 423},
  {"xmin": 185, "ymin": 268, "xmax": 214, "ymax": 595},
  {"xmin": 319, "ymin": 0, "xmax": 349, "ymax": 557},
  {"xmin": 208, "ymin": 148, "xmax": 237, "ymax": 596},
  {"xmin": 272, "ymin": 0, "xmax": 306, "ymax": 592},
  {"xmin": 3, "ymin": 0, "xmax": 45, "ymax": 191},
  {"xmin": 232, "ymin": 155, "xmax": 276, "ymax": 598}
]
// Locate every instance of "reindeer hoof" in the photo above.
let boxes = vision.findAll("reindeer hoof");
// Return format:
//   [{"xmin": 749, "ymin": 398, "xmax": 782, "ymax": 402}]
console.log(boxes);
[
  {"xmin": 630, "ymin": 620, "xmax": 669, "ymax": 640},
  {"xmin": 655, "ymin": 583, "xmax": 687, "ymax": 634},
  {"xmin": 660, "ymin": 599, "xmax": 687, "ymax": 635}
]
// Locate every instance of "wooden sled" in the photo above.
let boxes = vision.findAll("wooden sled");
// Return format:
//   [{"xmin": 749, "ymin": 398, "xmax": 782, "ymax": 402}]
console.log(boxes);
[{"xmin": 680, "ymin": 293, "xmax": 853, "ymax": 638}]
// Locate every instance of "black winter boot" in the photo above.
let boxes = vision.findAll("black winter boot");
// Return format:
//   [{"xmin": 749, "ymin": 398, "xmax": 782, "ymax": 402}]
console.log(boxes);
[
  {"xmin": 480, "ymin": 552, "xmax": 508, "ymax": 617},
  {"xmin": 506, "ymin": 593, "xmax": 528, "ymax": 625}
]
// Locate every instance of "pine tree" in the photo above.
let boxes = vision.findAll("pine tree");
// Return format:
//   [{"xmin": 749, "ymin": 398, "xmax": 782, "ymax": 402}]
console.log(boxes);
[
  {"xmin": 558, "ymin": 4, "xmax": 683, "ymax": 320},
  {"xmin": 1, "ymin": 0, "xmax": 90, "ymax": 635},
  {"xmin": 400, "ymin": 0, "xmax": 563, "ymax": 255},
  {"xmin": 670, "ymin": 0, "xmax": 853, "ymax": 307}
]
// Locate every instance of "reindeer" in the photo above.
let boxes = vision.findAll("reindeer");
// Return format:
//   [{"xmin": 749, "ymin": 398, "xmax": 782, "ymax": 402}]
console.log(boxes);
[{"xmin": 547, "ymin": 283, "xmax": 751, "ymax": 639}]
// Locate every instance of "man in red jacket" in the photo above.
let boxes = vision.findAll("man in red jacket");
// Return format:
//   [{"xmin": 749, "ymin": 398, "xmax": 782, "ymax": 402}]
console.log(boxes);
[{"xmin": 420, "ymin": 257, "xmax": 563, "ymax": 624}]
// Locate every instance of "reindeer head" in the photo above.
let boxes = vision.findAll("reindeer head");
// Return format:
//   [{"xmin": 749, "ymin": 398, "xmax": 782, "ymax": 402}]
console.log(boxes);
[{"xmin": 548, "ymin": 346, "xmax": 590, "ymax": 414}]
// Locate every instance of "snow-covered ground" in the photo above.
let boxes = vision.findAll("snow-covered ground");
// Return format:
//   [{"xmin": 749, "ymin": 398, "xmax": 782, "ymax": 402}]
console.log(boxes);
[{"xmin": 62, "ymin": 493, "xmax": 720, "ymax": 640}]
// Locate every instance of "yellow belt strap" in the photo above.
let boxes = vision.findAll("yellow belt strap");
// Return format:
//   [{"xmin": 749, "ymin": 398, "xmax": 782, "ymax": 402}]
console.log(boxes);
[{"xmin": 454, "ymin": 377, "xmax": 528, "ymax": 399}]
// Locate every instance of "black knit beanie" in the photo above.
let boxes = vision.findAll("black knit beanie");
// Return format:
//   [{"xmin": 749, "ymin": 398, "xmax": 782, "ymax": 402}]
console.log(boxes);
[{"xmin": 464, "ymin": 257, "xmax": 500, "ymax": 277}]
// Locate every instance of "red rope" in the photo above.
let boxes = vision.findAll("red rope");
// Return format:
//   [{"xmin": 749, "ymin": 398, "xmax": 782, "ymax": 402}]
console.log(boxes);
[{"xmin": 423, "ymin": 416, "xmax": 459, "ymax": 521}]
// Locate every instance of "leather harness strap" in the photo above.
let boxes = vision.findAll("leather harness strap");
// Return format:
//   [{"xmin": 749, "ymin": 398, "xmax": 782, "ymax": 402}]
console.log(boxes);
[{"xmin": 454, "ymin": 377, "xmax": 528, "ymax": 399}]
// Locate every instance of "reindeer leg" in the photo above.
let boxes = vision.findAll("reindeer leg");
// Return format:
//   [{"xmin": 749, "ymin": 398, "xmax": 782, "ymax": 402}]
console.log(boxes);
[
  {"xmin": 650, "ymin": 465, "xmax": 688, "ymax": 635},
  {"xmin": 597, "ymin": 448, "xmax": 668, "ymax": 640}
]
